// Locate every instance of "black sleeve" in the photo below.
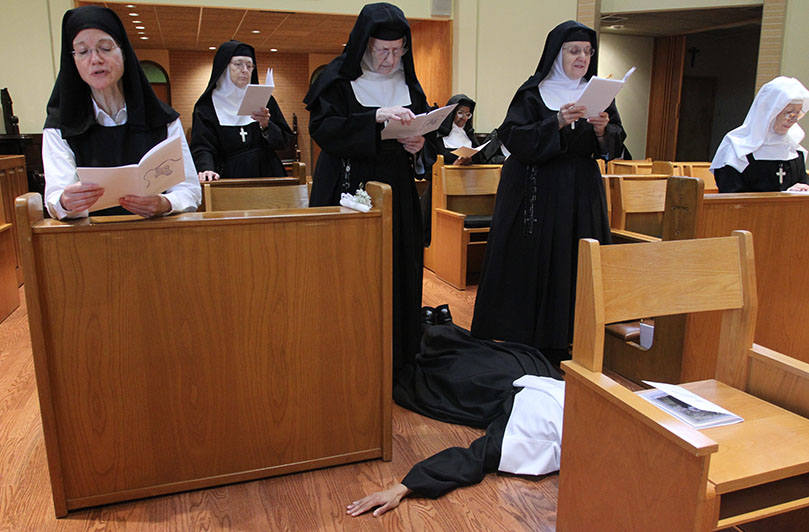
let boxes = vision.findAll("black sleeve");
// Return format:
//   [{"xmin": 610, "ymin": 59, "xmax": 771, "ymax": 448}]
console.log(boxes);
[
  {"xmin": 308, "ymin": 82, "xmax": 381, "ymax": 159},
  {"xmin": 715, "ymin": 165, "xmax": 744, "ymax": 193},
  {"xmin": 261, "ymin": 96, "xmax": 295, "ymax": 150},
  {"xmin": 190, "ymin": 107, "xmax": 220, "ymax": 173},
  {"xmin": 401, "ymin": 410, "xmax": 509, "ymax": 499},
  {"xmin": 498, "ymin": 90, "xmax": 563, "ymax": 165}
]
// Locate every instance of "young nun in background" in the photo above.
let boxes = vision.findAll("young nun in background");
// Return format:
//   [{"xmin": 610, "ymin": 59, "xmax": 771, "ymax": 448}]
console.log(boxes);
[
  {"xmin": 711, "ymin": 76, "xmax": 809, "ymax": 193},
  {"xmin": 471, "ymin": 20, "xmax": 625, "ymax": 367},
  {"xmin": 304, "ymin": 2, "xmax": 429, "ymax": 376},
  {"xmin": 42, "ymin": 5, "xmax": 200, "ymax": 219},
  {"xmin": 191, "ymin": 40, "xmax": 294, "ymax": 181}
]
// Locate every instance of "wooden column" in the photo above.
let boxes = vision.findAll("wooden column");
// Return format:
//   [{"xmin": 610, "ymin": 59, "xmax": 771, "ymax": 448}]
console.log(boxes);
[{"xmin": 577, "ymin": 0, "xmax": 601, "ymax": 33}]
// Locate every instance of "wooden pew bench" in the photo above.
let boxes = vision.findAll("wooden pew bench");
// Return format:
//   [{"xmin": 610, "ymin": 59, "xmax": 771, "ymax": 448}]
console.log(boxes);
[
  {"xmin": 0, "ymin": 154, "xmax": 27, "ymax": 285},
  {"xmin": 425, "ymin": 155, "xmax": 502, "ymax": 290},
  {"xmin": 16, "ymin": 182, "xmax": 392, "ymax": 517},
  {"xmin": 200, "ymin": 176, "xmax": 307, "ymax": 211}
]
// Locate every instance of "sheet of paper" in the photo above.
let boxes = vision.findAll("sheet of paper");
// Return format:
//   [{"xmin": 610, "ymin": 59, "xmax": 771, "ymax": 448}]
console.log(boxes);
[
  {"xmin": 237, "ymin": 68, "xmax": 275, "ymax": 115},
  {"xmin": 381, "ymin": 103, "xmax": 458, "ymax": 140},
  {"xmin": 643, "ymin": 381, "xmax": 733, "ymax": 415},
  {"xmin": 77, "ymin": 135, "xmax": 185, "ymax": 212},
  {"xmin": 575, "ymin": 66, "xmax": 636, "ymax": 118},
  {"xmin": 450, "ymin": 140, "xmax": 491, "ymax": 159}
]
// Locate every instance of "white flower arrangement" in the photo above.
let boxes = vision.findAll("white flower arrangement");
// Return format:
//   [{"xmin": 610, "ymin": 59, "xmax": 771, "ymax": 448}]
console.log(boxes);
[{"xmin": 339, "ymin": 188, "xmax": 373, "ymax": 212}]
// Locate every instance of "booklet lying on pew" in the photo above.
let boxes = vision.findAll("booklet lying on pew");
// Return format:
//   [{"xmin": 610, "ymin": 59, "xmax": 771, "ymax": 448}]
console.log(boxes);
[
  {"xmin": 381, "ymin": 103, "xmax": 458, "ymax": 140},
  {"xmin": 637, "ymin": 380, "xmax": 743, "ymax": 429},
  {"xmin": 77, "ymin": 134, "xmax": 185, "ymax": 212},
  {"xmin": 237, "ymin": 68, "xmax": 274, "ymax": 115},
  {"xmin": 575, "ymin": 66, "xmax": 636, "ymax": 118}
]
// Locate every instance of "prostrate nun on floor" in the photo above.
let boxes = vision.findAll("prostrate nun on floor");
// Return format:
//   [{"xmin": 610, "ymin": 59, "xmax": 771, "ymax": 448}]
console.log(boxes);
[{"xmin": 191, "ymin": 40, "xmax": 294, "ymax": 182}]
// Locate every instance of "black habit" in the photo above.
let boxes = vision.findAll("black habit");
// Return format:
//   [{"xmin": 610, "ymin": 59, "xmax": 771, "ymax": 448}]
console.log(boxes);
[
  {"xmin": 304, "ymin": 3, "xmax": 428, "ymax": 374},
  {"xmin": 191, "ymin": 40, "xmax": 293, "ymax": 178},
  {"xmin": 471, "ymin": 21, "xmax": 625, "ymax": 363},
  {"xmin": 715, "ymin": 152, "xmax": 807, "ymax": 192},
  {"xmin": 44, "ymin": 5, "xmax": 179, "ymax": 216}
]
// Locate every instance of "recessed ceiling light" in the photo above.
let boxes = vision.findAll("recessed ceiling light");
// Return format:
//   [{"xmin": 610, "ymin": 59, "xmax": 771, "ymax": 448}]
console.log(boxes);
[
  {"xmin": 209, "ymin": 46, "xmax": 216, "ymax": 50},
  {"xmin": 251, "ymin": 30, "xmax": 260, "ymax": 34},
  {"xmin": 132, "ymin": 20, "xmax": 142, "ymax": 23},
  {"xmin": 610, "ymin": 24, "xmax": 624, "ymax": 29},
  {"xmin": 137, "ymin": 31, "xmax": 145, "ymax": 34},
  {"xmin": 125, "ymin": 4, "xmax": 136, "ymax": 7},
  {"xmin": 136, "ymin": 26, "xmax": 145, "ymax": 29},
  {"xmin": 129, "ymin": 13, "xmax": 139, "ymax": 17},
  {"xmin": 270, "ymin": 48, "xmax": 278, "ymax": 52},
  {"xmin": 140, "ymin": 36, "xmax": 149, "ymax": 40}
]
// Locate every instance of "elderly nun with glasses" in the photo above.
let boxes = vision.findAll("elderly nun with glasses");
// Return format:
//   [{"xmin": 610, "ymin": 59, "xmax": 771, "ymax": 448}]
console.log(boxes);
[
  {"xmin": 304, "ymin": 2, "xmax": 429, "ymax": 377},
  {"xmin": 42, "ymin": 5, "xmax": 200, "ymax": 219},
  {"xmin": 191, "ymin": 40, "xmax": 294, "ymax": 182},
  {"xmin": 471, "ymin": 20, "xmax": 625, "ymax": 367},
  {"xmin": 711, "ymin": 76, "xmax": 809, "ymax": 193}
]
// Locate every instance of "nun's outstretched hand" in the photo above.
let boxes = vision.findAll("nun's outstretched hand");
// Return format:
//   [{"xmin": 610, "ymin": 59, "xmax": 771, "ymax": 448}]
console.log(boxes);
[
  {"xmin": 119, "ymin": 194, "xmax": 172, "ymax": 217},
  {"xmin": 60, "ymin": 182, "xmax": 104, "ymax": 212},
  {"xmin": 399, "ymin": 135, "xmax": 424, "ymax": 154},
  {"xmin": 376, "ymin": 106, "xmax": 416, "ymax": 125},
  {"xmin": 346, "ymin": 483, "xmax": 411, "ymax": 517},
  {"xmin": 787, "ymin": 182, "xmax": 809, "ymax": 192}
]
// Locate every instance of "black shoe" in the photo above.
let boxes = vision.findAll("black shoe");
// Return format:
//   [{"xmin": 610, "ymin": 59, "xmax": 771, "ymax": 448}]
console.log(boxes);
[
  {"xmin": 435, "ymin": 304, "xmax": 452, "ymax": 325},
  {"xmin": 421, "ymin": 306, "xmax": 437, "ymax": 326}
]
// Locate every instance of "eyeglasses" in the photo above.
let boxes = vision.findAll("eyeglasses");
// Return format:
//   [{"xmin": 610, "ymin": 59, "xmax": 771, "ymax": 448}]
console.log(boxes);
[
  {"xmin": 71, "ymin": 42, "xmax": 119, "ymax": 61},
  {"xmin": 562, "ymin": 45, "xmax": 595, "ymax": 57},
  {"xmin": 456, "ymin": 111, "xmax": 473, "ymax": 119},
  {"xmin": 370, "ymin": 46, "xmax": 408, "ymax": 60},
  {"xmin": 229, "ymin": 60, "xmax": 255, "ymax": 71},
  {"xmin": 782, "ymin": 110, "xmax": 805, "ymax": 121}
]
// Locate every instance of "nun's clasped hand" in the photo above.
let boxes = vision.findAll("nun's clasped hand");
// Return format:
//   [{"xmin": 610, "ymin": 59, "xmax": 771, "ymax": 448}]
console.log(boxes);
[
  {"xmin": 587, "ymin": 112, "xmax": 610, "ymax": 137},
  {"xmin": 398, "ymin": 135, "xmax": 424, "ymax": 154},
  {"xmin": 376, "ymin": 106, "xmax": 416, "ymax": 125},
  {"xmin": 251, "ymin": 106, "xmax": 271, "ymax": 129},
  {"xmin": 119, "ymin": 194, "xmax": 171, "ymax": 217},
  {"xmin": 557, "ymin": 103, "xmax": 586, "ymax": 128},
  {"xmin": 60, "ymin": 182, "xmax": 104, "ymax": 212}
]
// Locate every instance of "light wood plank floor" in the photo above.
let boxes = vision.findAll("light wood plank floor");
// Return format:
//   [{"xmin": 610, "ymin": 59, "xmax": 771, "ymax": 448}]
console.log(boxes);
[{"xmin": 0, "ymin": 270, "xmax": 558, "ymax": 531}]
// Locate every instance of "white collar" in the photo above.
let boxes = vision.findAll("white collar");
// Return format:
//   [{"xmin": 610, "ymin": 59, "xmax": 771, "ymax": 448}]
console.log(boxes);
[
  {"xmin": 537, "ymin": 49, "xmax": 587, "ymax": 111},
  {"xmin": 92, "ymin": 98, "xmax": 127, "ymax": 126},
  {"xmin": 443, "ymin": 122, "xmax": 473, "ymax": 149},
  {"xmin": 350, "ymin": 47, "xmax": 411, "ymax": 108},
  {"xmin": 212, "ymin": 69, "xmax": 254, "ymax": 127}
]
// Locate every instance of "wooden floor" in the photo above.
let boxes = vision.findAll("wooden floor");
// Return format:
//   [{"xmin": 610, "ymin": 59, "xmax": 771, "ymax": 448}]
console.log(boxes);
[{"xmin": 0, "ymin": 269, "xmax": 559, "ymax": 531}]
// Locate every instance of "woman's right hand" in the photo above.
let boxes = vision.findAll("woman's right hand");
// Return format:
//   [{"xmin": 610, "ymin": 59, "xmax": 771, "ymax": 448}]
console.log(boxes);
[
  {"xmin": 376, "ymin": 106, "xmax": 416, "ymax": 125},
  {"xmin": 198, "ymin": 170, "xmax": 220, "ymax": 182},
  {"xmin": 60, "ymin": 182, "xmax": 104, "ymax": 212},
  {"xmin": 346, "ymin": 483, "xmax": 411, "ymax": 517},
  {"xmin": 557, "ymin": 103, "xmax": 587, "ymax": 129}
]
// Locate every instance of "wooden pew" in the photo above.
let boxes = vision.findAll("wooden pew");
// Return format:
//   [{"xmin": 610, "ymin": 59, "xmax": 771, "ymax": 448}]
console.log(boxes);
[
  {"xmin": 199, "ymin": 176, "xmax": 302, "ymax": 211},
  {"xmin": 16, "ymin": 182, "xmax": 393, "ymax": 517},
  {"xmin": 606, "ymin": 174, "xmax": 670, "ymax": 238},
  {"xmin": 0, "ymin": 179, "xmax": 19, "ymax": 322},
  {"xmin": 0, "ymin": 155, "xmax": 27, "ymax": 285},
  {"xmin": 682, "ymin": 192, "xmax": 809, "ymax": 381},
  {"xmin": 603, "ymin": 177, "xmax": 704, "ymax": 383},
  {"xmin": 289, "ymin": 160, "xmax": 307, "ymax": 184},
  {"xmin": 424, "ymin": 155, "xmax": 502, "ymax": 290},
  {"xmin": 683, "ymin": 163, "xmax": 718, "ymax": 193},
  {"xmin": 607, "ymin": 159, "xmax": 653, "ymax": 174},
  {"xmin": 203, "ymin": 182, "xmax": 310, "ymax": 212}
]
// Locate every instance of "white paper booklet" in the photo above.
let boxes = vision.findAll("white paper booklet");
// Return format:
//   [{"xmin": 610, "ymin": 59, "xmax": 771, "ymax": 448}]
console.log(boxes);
[
  {"xmin": 77, "ymin": 135, "xmax": 185, "ymax": 212},
  {"xmin": 451, "ymin": 140, "xmax": 491, "ymax": 159},
  {"xmin": 237, "ymin": 68, "xmax": 275, "ymax": 116},
  {"xmin": 575, "ymin": 66, "xmax": 636, "ymax": 118},
  {"xmin": 381, "ymin": 103, "xmax": 458, "ymax": 140},
  {"xmin": 637, "ymin": 380, "xmax": 743, "ymax": 429}
]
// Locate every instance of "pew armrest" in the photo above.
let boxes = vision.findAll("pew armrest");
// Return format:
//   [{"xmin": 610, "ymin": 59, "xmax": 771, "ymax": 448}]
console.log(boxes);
[{"xmin": 611, "ymin": 228, "xmax": 661, "ymax": 244}]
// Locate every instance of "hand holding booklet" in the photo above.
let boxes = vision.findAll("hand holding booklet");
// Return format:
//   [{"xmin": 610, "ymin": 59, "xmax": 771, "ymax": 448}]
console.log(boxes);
[
  {"xmin": 451, "ymin": 140, "xmax": 491, "ymax": 159},
  {"xmin": 381, "ymin": 103, "xmax": 458, "ymax": 140},
  {"xmin": 637, "ymin": 380, "xmax": 743, "ymax": 429},
  {"xmin": 77, "ymin": 135, "xmax": 185, "ymax": 212},
  {"xmin": 237, "ymin": 68, "xmax": 274, "ymax": 116},
  {"xmin": 575, "ymin": 66, "xmax": 636, "ymax": 118}
]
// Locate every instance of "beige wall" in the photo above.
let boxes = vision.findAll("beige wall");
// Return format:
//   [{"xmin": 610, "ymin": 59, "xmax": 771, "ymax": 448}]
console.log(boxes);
[
  {"xmin": 781, "ymin": 0, "xmax": 809, "ymax": 84},
  {"xmin": 115, "ymin": 0, "xmax": 437, "ymax": 18},
  {"xmin": 599, "ymin": 33, "xmax": 654, "ymax": 159},
  {"xmin": 602, "ymin": 0, "xmax": 761, "ymax": 11}
]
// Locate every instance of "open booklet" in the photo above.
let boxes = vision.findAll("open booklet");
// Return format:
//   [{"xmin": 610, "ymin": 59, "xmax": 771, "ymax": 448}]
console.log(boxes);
[
  {"xmin": 381, "ymin": 103, "xmax": 458, "ymax": 140},
  {"xmin": 575, "ymin": 66, "xmax": 636, "ymax": 118},
  {"xmin": 237, "ymin": 68, "xmax": 275, "ymax": 116},
  {"xmin": 77, "ymin": 135, "xmax": 185, "ymax": 212},
  {"xmin": 637, "ymin": 380, "xmax": 743, "ymax": 429},
  {"xmin": 451, "ymin": 140, "xmax": 491, "ymax": 159}
]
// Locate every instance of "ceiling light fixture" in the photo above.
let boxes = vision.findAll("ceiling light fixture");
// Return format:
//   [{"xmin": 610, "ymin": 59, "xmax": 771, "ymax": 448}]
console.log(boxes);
[
  {"xmin": 209, "ymin": 46, "xmax": 216, "ymax": 50},
  {"xmin": 251, "ymin": 30, "xmax": 260, "ymax": 34},
  {"xmin": 129, "ymin": 13, "xmax": 139, "ymax": 17},
  {"xmin": 132, "ymin": 20, "xmax": 142, "ymax": 23},
  {"xmin": 140, "ymin": 36, "xmax": 149, "ymax": 40},
  {"xmin": 125, "ymin": 4, "xmax": 136, "ymax": 8},
  {"xmin": 136, "ymin": 26, "xmax": 145, "ymax": 30},
  {"xmin": 610, "ymin": 24, "xmax": 624, "ymax": 29},
  {"xmin": 270, "ymin": 48, "xmax": 278, "ymax": 52}
]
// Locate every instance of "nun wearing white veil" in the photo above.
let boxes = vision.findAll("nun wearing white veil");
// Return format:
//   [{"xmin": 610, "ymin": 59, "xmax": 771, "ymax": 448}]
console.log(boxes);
[{"xmin": 711, "ymin": 76, "xmax": 809, "ymax": 193}]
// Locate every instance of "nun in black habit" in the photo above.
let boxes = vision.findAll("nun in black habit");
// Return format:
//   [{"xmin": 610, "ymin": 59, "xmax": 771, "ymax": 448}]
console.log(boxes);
[
  {"xmin": 710, "ymin": 76, "xmax": 809, "ymax": 193},
  {"xmin": 191, "ymin": 40, "xmax": 294, "ymax": 181},
  {"xmin": 42, "ymin": 5, "xmax": 201, "ymax": 219},
  {"xmin": 304, "ymin": 2, "xmax": 429, "ymax": 374},
  {"xmin": 471, "ymin": 21, "xmax": 625, "ymax": 365}
]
